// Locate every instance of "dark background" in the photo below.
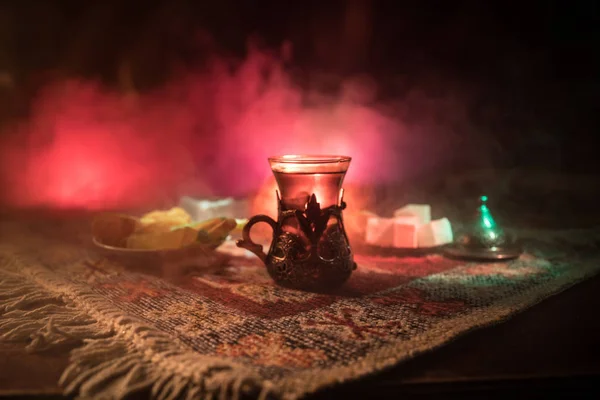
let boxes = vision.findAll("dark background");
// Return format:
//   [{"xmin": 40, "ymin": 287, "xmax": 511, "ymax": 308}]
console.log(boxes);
[
  {"xmin": 0, "ymin": 0, "xmax": 598, "ymax": 174},
  {"xmin": 0, "ymin": 3, "xmax": 599, "ymax": 397}
]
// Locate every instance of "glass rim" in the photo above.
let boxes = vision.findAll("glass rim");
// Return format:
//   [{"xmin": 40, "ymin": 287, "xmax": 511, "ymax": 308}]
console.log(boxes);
[{"xmin": 268, "ymin": 155, "xmax": 352, "ymax": 164}]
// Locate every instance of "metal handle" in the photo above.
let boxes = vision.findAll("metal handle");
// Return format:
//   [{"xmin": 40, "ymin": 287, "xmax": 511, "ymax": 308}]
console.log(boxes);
[{"xmin": 236, "ymin": 214, "xmax": 277, "ymax": 264}]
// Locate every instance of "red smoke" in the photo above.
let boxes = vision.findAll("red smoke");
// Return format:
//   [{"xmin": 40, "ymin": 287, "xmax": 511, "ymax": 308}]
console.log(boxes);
[{"xmin": 0, "ymin": 45, "xmax": 405, "ymax": 210}]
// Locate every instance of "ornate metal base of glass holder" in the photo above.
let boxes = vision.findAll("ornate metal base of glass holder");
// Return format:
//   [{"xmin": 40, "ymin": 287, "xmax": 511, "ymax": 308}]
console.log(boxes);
[{"xmin": 237, "ymin": 192, "xmax": 357, "ymax": 292}]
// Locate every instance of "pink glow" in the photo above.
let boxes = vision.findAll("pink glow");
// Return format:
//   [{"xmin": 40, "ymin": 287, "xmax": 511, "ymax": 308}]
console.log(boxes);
[{"xmin": 0, "ymin": 45, "xmax": 406, "ymax": 210}]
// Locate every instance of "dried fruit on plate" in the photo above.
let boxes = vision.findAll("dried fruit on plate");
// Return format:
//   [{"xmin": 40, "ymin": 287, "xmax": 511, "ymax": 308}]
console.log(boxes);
[
  {"xmin": 126, "ymin": 226, "xmax": 199, "ymax": 250},
  {"xmin": 91, "ymin": 213, "xmax": 140, "ymax": 247},
  {"xmin": 92, "ymin": 207, "xmax": 238, "ymax": 251},
  {"xmin": 195, "ymin": 217, "xmax": 238, "ymax": 247},
  {"xmin": 137, "ymin": 207, "xmax": 192, "ymax": 233}
]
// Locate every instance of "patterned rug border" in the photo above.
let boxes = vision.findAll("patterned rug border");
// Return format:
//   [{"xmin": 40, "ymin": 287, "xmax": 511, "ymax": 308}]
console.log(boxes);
[
  {"xmin": 1, "ymin": 226, "xmax": 599, "ymax": 400},
  {"xmin": 278, "ymin": 257, "xmax": 600, "ymax": 398},
  {"xmin": 281, "ymin": 227, "xmax": 600, "ymax": 397}
]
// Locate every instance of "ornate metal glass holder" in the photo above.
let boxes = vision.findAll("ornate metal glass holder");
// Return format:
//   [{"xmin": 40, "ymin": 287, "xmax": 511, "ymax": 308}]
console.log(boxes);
[{"xmin": 237, "ymin": 155, "xmax": 357, "ymax": 291}]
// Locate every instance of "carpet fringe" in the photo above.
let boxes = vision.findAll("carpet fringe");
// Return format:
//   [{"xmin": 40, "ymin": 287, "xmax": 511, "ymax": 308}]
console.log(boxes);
[
  {"xmin": 0, "ymin": 252, "xmax": 266, "ymax": 400},
  {"xmin": 0, "ymin": 263, "xmax": 112, "ymax": 352}
]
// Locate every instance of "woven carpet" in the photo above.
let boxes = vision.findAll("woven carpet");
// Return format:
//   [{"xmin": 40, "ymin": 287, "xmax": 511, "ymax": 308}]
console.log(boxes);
[{"xmin": 1, "ymin": 216, "xmax": 600, "ymax": 400}]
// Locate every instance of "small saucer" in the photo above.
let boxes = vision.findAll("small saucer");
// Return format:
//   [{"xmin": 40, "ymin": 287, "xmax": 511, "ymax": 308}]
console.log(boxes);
[
  {"xmin": 355, "ymin": 243, "xmax": 448, "ymax": 257},
  {"xmin": 92, "ymin": 237, "xmax": 227, "ymax": 273},
  {"xmin": 443, "ymin": 243, "xmax": 522, "ymax": 261}
]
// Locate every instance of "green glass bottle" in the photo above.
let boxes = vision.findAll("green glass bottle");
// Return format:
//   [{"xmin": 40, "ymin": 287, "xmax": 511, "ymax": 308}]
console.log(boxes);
[{"xmin": 444, "ymin": 195, "xmax": 522, "ymax": 261}]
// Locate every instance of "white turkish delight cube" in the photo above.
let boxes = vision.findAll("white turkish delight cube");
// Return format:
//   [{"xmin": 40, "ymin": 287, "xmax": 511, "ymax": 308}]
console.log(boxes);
[
  {"xmin": 417, "ymin": 217, "xmax": 454, "ymax": 247},
  {"xmin": 365, "ymin": 216, "xmax": 395, "ymax": 247},
  {"xmin": 393, "ymin": 215, "xmax": 419, "ymax": 248},
  {"xmin": 393, "ymin": 204, "xmax": 431, "ymax": 226}
]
